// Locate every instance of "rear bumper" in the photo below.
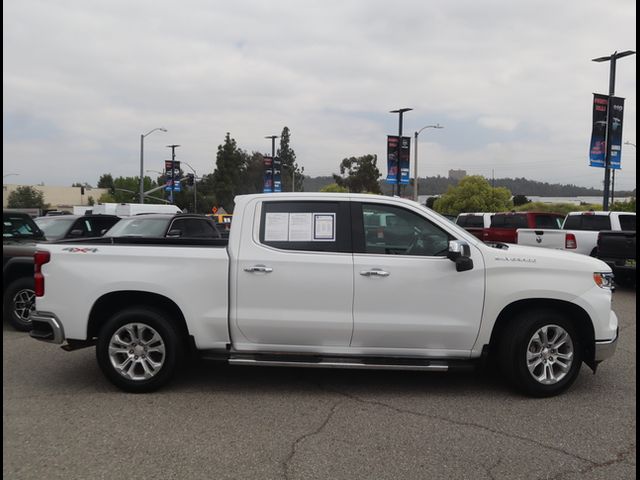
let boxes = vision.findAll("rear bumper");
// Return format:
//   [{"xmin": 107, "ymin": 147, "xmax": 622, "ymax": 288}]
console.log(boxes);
[{"xmin": 29, "ymin": 311, "xmax": 65, "ymax": 344}]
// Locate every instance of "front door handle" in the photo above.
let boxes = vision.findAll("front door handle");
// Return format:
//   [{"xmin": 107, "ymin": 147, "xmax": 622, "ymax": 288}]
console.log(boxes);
[
  {"xmin": 360, "ymin": 268, "xmax": 390, "ymax": 277},
  {"xmin": 244, "ymin": 265, "xmax": 273, "ymax": 273}
]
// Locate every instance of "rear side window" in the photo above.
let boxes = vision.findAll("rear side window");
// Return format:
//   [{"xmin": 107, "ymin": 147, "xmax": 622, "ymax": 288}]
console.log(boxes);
[
  {"xmin": 457, "ymin": 215, "xmax": 483, "ymax": 228},
  {"xmin": 491, "ymin": 215, "xmax": 527, "ymax": 228},
  {"xmin": 564, "ymin": 215, "xmax": 611, "ymax": 231},
  {"xmin": 260, "ymin": 201, "xmax": 351, "ymax": 253},
  {"xmin": 535, "ymin": 215, "xmax": 563, "ymax": 229},
  {"xmin": 619, "ymin": 215, "xmax": 636, "ymax": 231}
]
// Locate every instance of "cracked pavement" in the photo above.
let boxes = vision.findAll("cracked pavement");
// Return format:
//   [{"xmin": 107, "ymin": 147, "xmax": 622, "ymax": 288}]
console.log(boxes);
[{"xmin": 3, "ymin": 288, "xmax": 635, "ymax": 479}]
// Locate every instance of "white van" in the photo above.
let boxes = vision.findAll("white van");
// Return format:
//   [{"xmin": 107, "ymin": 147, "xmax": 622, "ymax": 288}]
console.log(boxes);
[{"xmin": 115, "ymin": 203, "xmax": 182, "ymax": 217}]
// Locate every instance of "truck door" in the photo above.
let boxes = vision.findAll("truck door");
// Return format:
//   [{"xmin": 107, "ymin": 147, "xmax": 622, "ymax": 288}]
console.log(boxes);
[
  {"xmin": 351, "ymin": 202, "xmax": 485, "ymax": 355},
  {"xmin": 232, "ymin": 200, "xmax": 354, "ymax": 349}
]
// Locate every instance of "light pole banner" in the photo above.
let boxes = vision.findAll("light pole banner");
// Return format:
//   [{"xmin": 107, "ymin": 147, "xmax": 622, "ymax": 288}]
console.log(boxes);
[
  {"xmin": 386, "ymin": 136, "xmax": 411, "ymax": 184},
  {"xmin": 589, "ymin": 94, "xmax": 624, "ymax": 170},
  {"xmin": 399, "ymin": 136, "xmax": 411, "ymax": 184},
  {"xmin": 386, "ymin": 135, "xmax": 399, "ymax": 184},
  {"xmin": 589, "ymin": 93, "xmax": 608, "ymax": 168},
  {"xmin": 609, "ymin": 96, "xmax": 625, "ymax": 170},
  {"xmin": 273, "ymin": 157, "xmax": 282, "ymax": 193},
  {"xmin": 263, "ymin": 156, "xmax": 273, "ymax": 193}
]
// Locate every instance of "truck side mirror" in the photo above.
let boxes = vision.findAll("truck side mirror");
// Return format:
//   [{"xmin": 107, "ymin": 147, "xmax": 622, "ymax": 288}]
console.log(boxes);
[
  {"xmin": 447, "ymin": 240, "xmax": 474, "ymax": 272},
  {"xmin": 68, "ymin": 229, "xmax": 84, "ymax": 238},
  {"xmin": 166, "ymin": 229, "xmax": 182, "ymax": 238}
]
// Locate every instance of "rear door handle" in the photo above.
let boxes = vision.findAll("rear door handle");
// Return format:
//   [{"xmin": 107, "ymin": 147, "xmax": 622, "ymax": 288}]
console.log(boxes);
[
  {"xmin": 244, "ymin": 265, "xmax": 273, "ymax": 273},
  {"xmin": 360, "ymin": 268, "xmax": 390, "ymax": 277}
]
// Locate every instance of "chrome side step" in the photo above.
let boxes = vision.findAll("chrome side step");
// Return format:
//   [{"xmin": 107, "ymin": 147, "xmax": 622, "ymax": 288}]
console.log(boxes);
[{"xmin": 228, "ymin": 357, "xmax": 449, "ymax": 372}]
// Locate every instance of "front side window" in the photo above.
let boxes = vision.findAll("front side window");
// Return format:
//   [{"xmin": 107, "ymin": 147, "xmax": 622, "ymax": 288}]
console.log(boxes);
[{"xmin": 358, "ymin": 203, "xmax": 451, "ymax": 256}]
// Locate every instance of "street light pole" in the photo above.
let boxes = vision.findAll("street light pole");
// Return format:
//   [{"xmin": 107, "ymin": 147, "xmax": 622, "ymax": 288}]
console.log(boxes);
[
  {"xmin": 413, "ymin": 124, "xmax": 443, "ymax": 202},
  {"xmin": 390, "ymin": 108, "xmax": 412, "ymax": 196},
  {"xmin": 166, "ymin": 144, "xmax": 180, "ymax": 205},
  {"xmin": 592, "ymin": 50, "xmax": 635, "ymax": 211},
  {"xmin": 139, "ymin": 127, "xmax": 167, "ymax": 203},
  {"xmin": 182, "ymin": 161, "xmax": 198, "ymax": 212}
]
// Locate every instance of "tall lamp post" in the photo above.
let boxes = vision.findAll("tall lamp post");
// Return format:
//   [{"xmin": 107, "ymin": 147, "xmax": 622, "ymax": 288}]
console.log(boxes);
[
  {"xmin": 591, "ymin": 50, "xmax": 635, "ymax": 211},
  {"xmin": 389, "ymin": 108, "xmax": 412, "ymax": 197},
  {"xmin": 413, "ymin": 124, "xmax": 443, "ymax": 202},
  {"xmin": 139, "ymin": 127, "xmax": 167, "ymax": 203},
  {"xmin": 181, "ymin": 161, "xmax": 198, "ymax": 212}
]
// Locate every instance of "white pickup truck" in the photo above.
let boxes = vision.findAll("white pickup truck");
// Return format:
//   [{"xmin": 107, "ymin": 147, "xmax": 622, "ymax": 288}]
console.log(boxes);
[
  {"xmin": 29, "ymin": 193, "xmax": 618, "ymax": 397},
  {"xmin": 516, "ymin": 211, "xmax": 636, "ymax": 257}
]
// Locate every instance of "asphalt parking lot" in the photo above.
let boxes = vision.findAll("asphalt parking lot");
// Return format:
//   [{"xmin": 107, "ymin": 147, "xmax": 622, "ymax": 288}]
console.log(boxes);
[{"xmin": 3, "ymin": 287, "xmax": 636, "ymax": 480}]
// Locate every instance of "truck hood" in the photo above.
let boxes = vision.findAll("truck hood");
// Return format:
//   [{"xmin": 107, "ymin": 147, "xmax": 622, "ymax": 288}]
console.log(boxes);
[{"xmin": 483, "ymin": 243, "xmax": 611, "ymax": 273}]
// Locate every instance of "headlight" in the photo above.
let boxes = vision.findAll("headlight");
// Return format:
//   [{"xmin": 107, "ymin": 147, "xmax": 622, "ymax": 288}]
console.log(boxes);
[{"xmin": 593, "ymin": 272, "xmax": 615, "ymax": 290}]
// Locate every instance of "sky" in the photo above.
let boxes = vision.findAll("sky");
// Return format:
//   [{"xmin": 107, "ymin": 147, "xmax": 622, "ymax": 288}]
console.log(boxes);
[{"xmin": 3, "ymin": 0, "xmax": 637, "ymax": 191}]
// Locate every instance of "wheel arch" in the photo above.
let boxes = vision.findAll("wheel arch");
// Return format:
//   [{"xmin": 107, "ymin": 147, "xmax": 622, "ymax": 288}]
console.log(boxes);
[
  {"xmin": 489, "ymin": 298, "xmax": 596, "ymax": 368},
  {"xmin": 87, "ymin": 291, "xmax": 191, "ymax": 345},
  {"xmin": 3, "ymin": 259, "xmax": 35, "ymax": 292}
]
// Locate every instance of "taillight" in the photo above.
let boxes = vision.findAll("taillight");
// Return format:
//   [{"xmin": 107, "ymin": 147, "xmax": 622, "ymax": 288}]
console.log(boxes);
[
  {"xmin": 34, "ymin": 250, "xmax": 50, "ymax": 297},
  {"xmin": 565, "ymin": 233, "xmax": 577, "ymax": 249}
]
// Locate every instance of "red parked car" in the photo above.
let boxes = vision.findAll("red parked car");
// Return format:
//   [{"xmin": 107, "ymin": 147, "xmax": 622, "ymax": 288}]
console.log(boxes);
[{"xmin": 482, "ymin": 212, "xmax": 564, "ymax": 244}]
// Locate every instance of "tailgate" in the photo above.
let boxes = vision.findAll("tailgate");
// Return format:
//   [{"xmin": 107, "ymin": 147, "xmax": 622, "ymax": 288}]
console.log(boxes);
[
  {"xmin": 597, "ymin": 231, "xmax": 636, "ymax": 259},
  {"xmin": 516, "ymin": 229, "xmax": 568, "ymax": 248}
]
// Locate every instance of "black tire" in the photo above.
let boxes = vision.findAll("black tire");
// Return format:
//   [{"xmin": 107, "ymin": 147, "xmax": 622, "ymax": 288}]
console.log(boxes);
[
  {"xmin": 3, "ymin": 277, "xmax": 36, "ymax": 331},
  {"xmin": 498, "ymin": 309, "xmax": 583, "ymax": 397},
  {"xmin": 96, "ymin": 308, "xmax": 184, "ymax": 393}
]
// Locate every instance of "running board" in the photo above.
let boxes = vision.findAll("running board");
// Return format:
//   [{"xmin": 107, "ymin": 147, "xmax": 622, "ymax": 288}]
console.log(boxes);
[{"xmin": 228, "ymin": 357, "xmax": 451, "ymax": 372}]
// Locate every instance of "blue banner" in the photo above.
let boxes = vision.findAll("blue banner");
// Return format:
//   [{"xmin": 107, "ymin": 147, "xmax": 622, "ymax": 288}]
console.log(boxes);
[
  {"xmin": 263, "ymin": 156, "xmax": 273, "ymax": 193},
  {"xmin": 386, "ymin": 136, "xmax": 411, "ymax": 184},
  {"xmin": 589, "ymin": 94, "xmax": 624, "ymax": 170}
]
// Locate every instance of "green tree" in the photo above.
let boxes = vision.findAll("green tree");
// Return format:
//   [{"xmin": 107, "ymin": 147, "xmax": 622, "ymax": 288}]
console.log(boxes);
[
  {"xmin": 433, "ymin": 175, "xmax": 512, "ymax": 215},
  {"xmin": 513, "ymin": 194, "xmax": 531, "ymax": 206},
  {"xmin": 319, "ymin": 183, "xmax": 348, "ymax": 193},
  {"xmin": 7, "ymin": 186, "xmax": 48, "ymax": 210},
  {"xmin": 333, "ymin": 154, "xmax": 382, "ymax": 194},
  {"xmin": 611, "ymin": 198, "xmax": 636, "ymax": 212},
  {"xmin": 97, "ymin": 174, "xmax": 114, "ymax": 189},
  {"xmin": 87, "ymin": 196, "xmax": 95, "ymax": 206},
  {"xmin": 210, "ymin": 133, "xmax": 248, "ymax": 212},
  {"xmin": 277, "ymin": 126, "xmax": 304, "ymax": 192}
]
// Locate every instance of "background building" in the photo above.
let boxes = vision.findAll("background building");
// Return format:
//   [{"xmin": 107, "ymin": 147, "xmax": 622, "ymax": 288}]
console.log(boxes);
[{"xmin": 448, "ymin": 169, "xmax": 467, "ymax": 181}]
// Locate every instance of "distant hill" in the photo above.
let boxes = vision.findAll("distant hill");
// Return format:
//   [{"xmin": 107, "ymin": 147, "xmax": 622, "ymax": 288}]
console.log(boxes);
[{"xmin": 301, "ymin": 175, "xmax": 635, "ymax": 198}]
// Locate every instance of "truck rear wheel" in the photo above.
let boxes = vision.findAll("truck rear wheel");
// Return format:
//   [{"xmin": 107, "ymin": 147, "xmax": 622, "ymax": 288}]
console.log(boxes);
[
  {"xmin": 96, "ymin": 308, "xmax": 184, "ymax": 393},
  {"xmin": 499, "ymin": 310, "xmax": 583, "ymax": 397},
  {"xmin": 4, "ymin": 278, "xmax": 36, "ymax": 331}
]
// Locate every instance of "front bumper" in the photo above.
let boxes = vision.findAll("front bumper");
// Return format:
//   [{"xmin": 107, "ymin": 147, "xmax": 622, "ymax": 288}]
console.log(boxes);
[
  {"xmin": 29, "ymin": 311, "xmax": 65, "ymax": 344},
  {"xmin": 594, "ymin": 327, "xmax": 619, "ymax": 363}
]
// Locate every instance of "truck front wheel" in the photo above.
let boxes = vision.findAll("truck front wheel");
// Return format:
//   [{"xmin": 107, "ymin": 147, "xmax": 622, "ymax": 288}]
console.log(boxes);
[
  {"xmin": 499, "ymin": 310, "xmax": 583, "ymax": 397},
  {"xmin": 96, "ymin": 308, "xmax": 184, "ymax": 393}
]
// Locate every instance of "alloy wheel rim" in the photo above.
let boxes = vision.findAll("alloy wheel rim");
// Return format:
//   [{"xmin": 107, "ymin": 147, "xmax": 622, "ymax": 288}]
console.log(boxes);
[
  {"xmin": 526, "ymin": 324, "xmax": 574, "ymax": 385},
  {"xmin": 13, "ymin": 288, "xmax": 35, "ymax": 324},
  {"xmin": 108, "ymin": 323, "xmax": 166, "ymax": 381}
]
